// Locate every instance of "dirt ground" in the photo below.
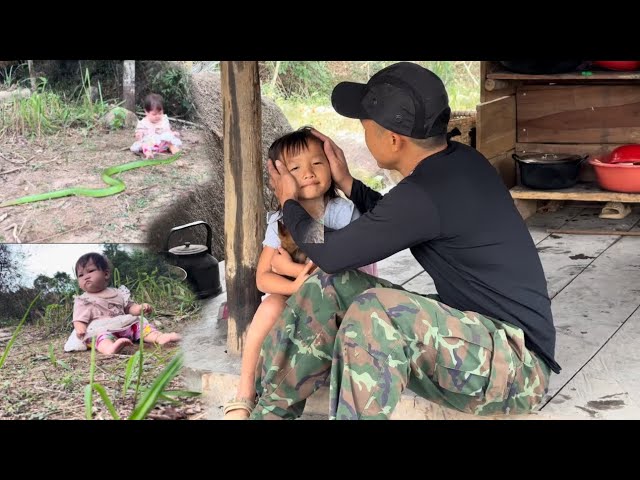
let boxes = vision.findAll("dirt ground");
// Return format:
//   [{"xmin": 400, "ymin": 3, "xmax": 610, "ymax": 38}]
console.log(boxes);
[
  {"xmin": 0, "ymin": 316, "xmax": 206, "ymax": 420},
  {"xmin": 0, "ymin": 127, "xmax": 211, "ymax": 243}
]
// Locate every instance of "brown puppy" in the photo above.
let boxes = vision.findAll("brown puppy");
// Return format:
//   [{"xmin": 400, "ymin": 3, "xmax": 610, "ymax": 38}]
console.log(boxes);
[{"xmin": 277, "ymin": 221, "xmax": 308, "ymax": 266}]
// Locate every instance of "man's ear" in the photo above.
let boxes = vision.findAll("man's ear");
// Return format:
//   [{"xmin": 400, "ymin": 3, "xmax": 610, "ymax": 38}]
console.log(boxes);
[{"xmin": 388, "ymin": 131, "xmax": 406, "ymax": 152}]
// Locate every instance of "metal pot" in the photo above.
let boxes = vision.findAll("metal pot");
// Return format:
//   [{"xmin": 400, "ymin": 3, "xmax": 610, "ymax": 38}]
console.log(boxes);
[
  {"xmin": 513, "ymin": 153, "xmax": 588, "ymax": 190},
  {"xmin": 164, "ymin": 221, "xmax": 222, "ymax": 299}
]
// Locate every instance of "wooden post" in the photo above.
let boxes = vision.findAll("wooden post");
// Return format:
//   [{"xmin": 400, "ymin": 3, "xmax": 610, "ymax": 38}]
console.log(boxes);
[
  {"xmin": 123, "ymin": 60, "xmax": 136, "ymax": 112},
  {"xmin": 221, "ymin": 61, "xmax": 264, "ymax": 355}
]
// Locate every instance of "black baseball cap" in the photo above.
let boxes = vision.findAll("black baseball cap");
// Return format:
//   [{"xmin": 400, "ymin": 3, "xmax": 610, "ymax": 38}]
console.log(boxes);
[{"xmin": 331, "ymin": 62, "xmax": 451, "ymax": 139}]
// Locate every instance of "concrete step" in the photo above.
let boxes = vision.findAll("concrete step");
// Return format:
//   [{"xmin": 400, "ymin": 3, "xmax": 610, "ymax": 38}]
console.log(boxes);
[{"xmin": 200, "ymin": 370, "xmax": 582, "ymax": 420}]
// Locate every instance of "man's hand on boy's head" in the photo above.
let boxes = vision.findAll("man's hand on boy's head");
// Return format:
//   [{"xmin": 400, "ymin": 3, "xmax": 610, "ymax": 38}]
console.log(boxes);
[
  {"xmin": 309, "ymin": 128, "xmax": 354, "ymax": 195},
  {"xmin": 268, "ymin": 159, "xmax": 299, "ymax": 207}
]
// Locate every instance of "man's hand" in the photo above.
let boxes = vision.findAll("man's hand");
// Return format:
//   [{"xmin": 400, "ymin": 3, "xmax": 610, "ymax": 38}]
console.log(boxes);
[
  {"xmin": 310, "ymin": 128, "xmax": 354, "ymax": 196},
  {"xmin": 267, "ymin": 159, "xmax": 299, "ymax": 207}
]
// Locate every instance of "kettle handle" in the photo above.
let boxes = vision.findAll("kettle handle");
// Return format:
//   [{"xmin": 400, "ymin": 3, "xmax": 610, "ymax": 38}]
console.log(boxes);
[{"xmin": 165, "ymin": 221, "xmax": 213, "ymax": 254}]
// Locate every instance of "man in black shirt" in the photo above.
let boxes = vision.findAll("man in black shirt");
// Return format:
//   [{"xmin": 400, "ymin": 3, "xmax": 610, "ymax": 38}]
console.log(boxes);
[{"xmin": 250, "ymin": 62, "xmax": 559, "ymax": 420}]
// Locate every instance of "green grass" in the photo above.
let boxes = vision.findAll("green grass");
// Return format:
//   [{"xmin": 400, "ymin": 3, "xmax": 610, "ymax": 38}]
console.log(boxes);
[
  {"xmin": 1, "ymin": 63, "xmax": 26, "ymax": 88},
  {"xmin": 275, "ymin": 100, "xmax": 363, "ymax": 138},
  {"xmin": 264, "ymin": 61, "xmax": 480, "ymax": 139},
  {"xmin": 0, "ymin": 70, "xmax": 112, "ymax": 139},
  {"xmin": 0, "ymin": 294, "xmax": 40, "ymax": 369},
  {"xmin": 82, "ymin": 322, "xmax": 193, "ymax": 420},
  {"xmin": 135, "ymin": 198, "xmax": 149, "ymax": 209}
]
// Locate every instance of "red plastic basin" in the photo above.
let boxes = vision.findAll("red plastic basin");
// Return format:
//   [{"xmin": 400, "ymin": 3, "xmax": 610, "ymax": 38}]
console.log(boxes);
[
  {"xmin": 593, "ymin": 61, "xmax": 640, "ymax": 71},
  {"xmin": 590, "ymin": 159, "xmax": 640, "ymax": 193}
]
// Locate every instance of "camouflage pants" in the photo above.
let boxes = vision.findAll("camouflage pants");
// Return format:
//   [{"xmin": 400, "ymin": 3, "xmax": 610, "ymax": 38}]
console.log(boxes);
[{"xmin": 250, "ymin": 270, "xmax": 550, "ymax": 420}]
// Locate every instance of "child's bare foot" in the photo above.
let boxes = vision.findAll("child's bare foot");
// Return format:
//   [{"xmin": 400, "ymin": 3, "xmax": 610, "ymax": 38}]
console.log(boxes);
[
  {"xmin": 101, "ymin": 338, "xmax": 133, "ymax": 354},
  {"xmin": 156, "ymin": 332, "xmax": 181, "ymax": 345}
]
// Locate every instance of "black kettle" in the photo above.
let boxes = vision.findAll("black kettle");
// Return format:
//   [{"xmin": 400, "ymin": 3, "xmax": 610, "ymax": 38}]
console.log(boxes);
[{"xmin": 164, "ymin": 221, "xmax": 222, "ymax": 299}]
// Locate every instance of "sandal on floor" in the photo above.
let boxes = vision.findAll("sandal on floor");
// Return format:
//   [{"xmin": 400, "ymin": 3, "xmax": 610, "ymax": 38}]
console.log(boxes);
[
  {"xmin": 599, "ymin": 201, "xmax": 631, "ymax": 220},
  {"xmin": 223, "ymin": 397, "xmax": 256, "ymax": 419}
]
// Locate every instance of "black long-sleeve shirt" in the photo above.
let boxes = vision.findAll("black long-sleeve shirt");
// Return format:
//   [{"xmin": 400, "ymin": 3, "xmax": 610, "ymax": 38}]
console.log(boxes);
[{"xmin": 283, "ymin": 141, "xmax": 560, "ymax": 374}]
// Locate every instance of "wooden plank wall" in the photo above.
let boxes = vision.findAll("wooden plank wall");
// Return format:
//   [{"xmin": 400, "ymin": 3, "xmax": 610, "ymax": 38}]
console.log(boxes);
[
  {"xmin": 517, "ymin": 85, "xmax": 640, "ymax": 145},
  {"xmin": 516, "ymin": 84, "xmax": 640, "ymax": 185},
  {"xmin": 476, "ymin": 95, "xmax": 516, "ymax": 188}
]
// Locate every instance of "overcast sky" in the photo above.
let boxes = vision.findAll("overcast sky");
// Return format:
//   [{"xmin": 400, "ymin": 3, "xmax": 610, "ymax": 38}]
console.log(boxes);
[{"xmin": 7, "ymin": 244, "xmax": 138, "ymax": 287}]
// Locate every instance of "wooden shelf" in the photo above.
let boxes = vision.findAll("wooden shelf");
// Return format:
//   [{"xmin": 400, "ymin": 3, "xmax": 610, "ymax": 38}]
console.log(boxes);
[
  {"xmin": 487, "ymin": 70, "xmax": 640, "ymax": 81},
  {"xmin": 510, "ymin": 183, "xmax": 640, "ymax": 203}
]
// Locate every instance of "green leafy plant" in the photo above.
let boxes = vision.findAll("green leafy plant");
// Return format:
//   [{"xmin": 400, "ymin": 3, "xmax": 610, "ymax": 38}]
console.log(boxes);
[
  {"xmin": 1, "ymin": 63, "xmax": 27, "ymax": 87},
  {"xmin": 129, "ymin": 353, "xmax": 183, "ymax": 420},
  {"xmin": 48, "ymin": 343, "xmax": 70, "ymax": 370},
  {"xmin": 84, "ymin": 336, "xmax": 122, "ymax": 420},
  {"xmin": 110, "ymin": 107, "xmax": 127, "ymax": 129},
  {"xmin": 149, "ymin": 65, "xmax": 193, "ymax": 117}
]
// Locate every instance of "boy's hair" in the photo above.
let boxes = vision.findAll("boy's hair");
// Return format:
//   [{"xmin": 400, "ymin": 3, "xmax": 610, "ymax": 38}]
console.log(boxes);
[
  {"xmin": 75, "ymin": 252, "xmax": 111, "ymax": 276},
  {"xmin": 143, "ymin": 93, "xmax": 164, "ymax": 112},
  {"xmin": 268, "ymin": 127, "xmax": 339, "ymax": 265},
  {"xmin": 268, "ymin": 126, "xmax": 338, "ymax": 201}
]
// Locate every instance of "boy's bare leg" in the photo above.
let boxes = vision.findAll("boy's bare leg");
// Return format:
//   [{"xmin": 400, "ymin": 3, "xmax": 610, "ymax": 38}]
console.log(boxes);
[{"xmin": 225, "ymin": 294, "xmax": 287, "ymax": 420}]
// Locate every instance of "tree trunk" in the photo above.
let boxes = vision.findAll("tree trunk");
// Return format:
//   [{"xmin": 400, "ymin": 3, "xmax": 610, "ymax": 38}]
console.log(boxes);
[
  {"xmin": 270, "ymin": 61, "xmax": 281, "ymax": 89},
  {"xmin": 27, "ymin": 60, "xmax": 36, "ymax": 91},
  {"xmin": 123, "ymin": 60, "xmax": 136, "ymax": 112},
  {"xmin": 221, "ymin": 61, "xmax": 264, "ymax": 355}
]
